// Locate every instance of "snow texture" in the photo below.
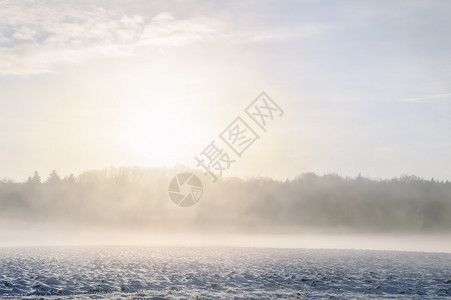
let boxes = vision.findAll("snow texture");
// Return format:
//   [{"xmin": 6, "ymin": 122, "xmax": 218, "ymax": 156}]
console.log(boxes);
[{"xmin": 0, "ymin": 247, "xmax": 450, "ymax": 299}]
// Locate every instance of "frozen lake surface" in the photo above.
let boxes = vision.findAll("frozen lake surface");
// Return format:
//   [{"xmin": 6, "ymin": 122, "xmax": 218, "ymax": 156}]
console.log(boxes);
[{"xmin": 0, "ymin": 246, "xmax": 450, "ymax": 299}]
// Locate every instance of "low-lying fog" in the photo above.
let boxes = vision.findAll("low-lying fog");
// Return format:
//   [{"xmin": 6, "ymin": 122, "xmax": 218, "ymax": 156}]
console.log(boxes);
[{"xmin": 1, "ymin": 167, "xmax": 450, "ymax": 252}]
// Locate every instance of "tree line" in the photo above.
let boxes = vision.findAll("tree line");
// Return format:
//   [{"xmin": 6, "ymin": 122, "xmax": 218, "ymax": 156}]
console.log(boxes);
[{"xmin": 0, "ymin": 167, "xmax": 450, "ymax": 233}]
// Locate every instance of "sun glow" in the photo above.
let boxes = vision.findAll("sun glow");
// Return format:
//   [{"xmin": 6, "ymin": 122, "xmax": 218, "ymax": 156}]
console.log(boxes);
[{"xmin": 113, "ymin": 93, "xmax": 202, "ymax": 167}]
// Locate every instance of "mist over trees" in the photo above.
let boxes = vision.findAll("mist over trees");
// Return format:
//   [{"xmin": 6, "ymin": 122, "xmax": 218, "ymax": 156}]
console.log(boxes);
[{"xmin": 0, "ymin": 167, "xmax": 450, "ymax": 233}]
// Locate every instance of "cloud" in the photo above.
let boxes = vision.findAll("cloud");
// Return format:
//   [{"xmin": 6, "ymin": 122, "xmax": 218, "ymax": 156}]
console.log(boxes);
[
  {"xmin": 0, "ymin": 32, "xmax": 9, "ymax": 44},
  {"xmin": 0, "ymin": 1, "xmax": 225, "ymax": 75},
  {"xmin": 140, "ymin": 13, "xmax": 224, "ymax": 46},
  {"xmin": 12, "ymin": 26, "xmax": 37, "ymax": 41},
  {"xmin": 404, "ymin": 93, "xmax": 451, "ymax": 103},
  {"xmin": 249, "ymin": 23, "xmax": 328, "ymax": 43},
  {"xmin": 0, "ymin": 1, "xmax": 332, "ymax": 75}
]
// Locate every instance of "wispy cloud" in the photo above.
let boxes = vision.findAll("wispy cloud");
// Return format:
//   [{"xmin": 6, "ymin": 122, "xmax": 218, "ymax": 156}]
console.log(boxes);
[
  {"xmin": 139, "ymin": 13, "xmax": 223, "ymax": 46},
  {"xmin": 404, "ymin": 93, "xmax": 451, "ymax": 103},
  {"xmin": 12, "ymin": 26, "xmax": 37, "ymax": 41},
  {"xmin": 0, "ymin": 0, "xmax": 332, "ymax": 75},
  {"xmin": 0, "ymin": 32, "xmax": 9, "ymax": 44},
  {"xmin": 249, "ymin": 23, "xmax": 328, "ymax": 43},
  {"xmin": 0, "ymin": 1, "xmax": 225, "ymax": 75}
]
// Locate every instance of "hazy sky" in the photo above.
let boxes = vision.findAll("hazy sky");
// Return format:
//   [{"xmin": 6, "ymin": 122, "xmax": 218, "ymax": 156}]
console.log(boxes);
[{"xmin": 1, "ymin": 0, "xmax": 451, "ymax": 181}]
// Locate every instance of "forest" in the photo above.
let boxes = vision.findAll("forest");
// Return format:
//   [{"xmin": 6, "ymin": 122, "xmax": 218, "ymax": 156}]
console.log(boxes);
[{"xmin": 0, "ymin": 166, "xmax": 450, "ymax": 233}]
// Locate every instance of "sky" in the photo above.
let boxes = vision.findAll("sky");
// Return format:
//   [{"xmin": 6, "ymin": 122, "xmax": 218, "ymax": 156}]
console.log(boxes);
[{"xmin": 1, "ymin": 0, "xmax": 451, "ymax": 182}]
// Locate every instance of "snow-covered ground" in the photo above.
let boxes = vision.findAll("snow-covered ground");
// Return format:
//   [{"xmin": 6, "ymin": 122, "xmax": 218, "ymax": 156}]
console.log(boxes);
[{"xmin": 0, "ymin": 247, "xmax": 450, "ymax": 299}]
